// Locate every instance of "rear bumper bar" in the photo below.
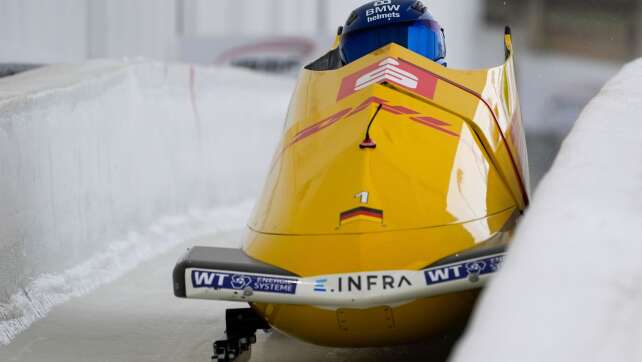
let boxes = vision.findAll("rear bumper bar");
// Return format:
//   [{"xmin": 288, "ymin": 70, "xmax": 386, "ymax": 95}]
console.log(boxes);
[{"xmin": 173, "ymin": 245, "xmax": 506, "ymax": 308}]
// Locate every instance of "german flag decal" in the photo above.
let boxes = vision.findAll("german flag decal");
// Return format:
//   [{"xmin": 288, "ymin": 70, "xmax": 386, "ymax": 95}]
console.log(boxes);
[{"xmin": 340, "ymin": 207, "xmax": 384, "ymax": 225}]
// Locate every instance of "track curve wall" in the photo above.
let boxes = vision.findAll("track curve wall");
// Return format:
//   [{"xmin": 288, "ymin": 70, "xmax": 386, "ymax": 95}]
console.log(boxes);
[
  {"xmin": 453, "ymin": 59, "xmax": 642, "ymax": 362},
  {"xmin": 0, "ymin": 61, "xmax": 292, "ymax": 344}
]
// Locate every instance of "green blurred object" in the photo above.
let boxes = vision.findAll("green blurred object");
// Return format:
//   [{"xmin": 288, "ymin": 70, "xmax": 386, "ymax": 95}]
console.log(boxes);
[{"xmin": 485, "ymin": 0, "xmax": 642, "ymax": 61}]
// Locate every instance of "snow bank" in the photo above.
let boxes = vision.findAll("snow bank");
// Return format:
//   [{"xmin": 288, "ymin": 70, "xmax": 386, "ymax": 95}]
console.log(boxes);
[
  {"xmin": 453, "ymin": 60, "xmax": 642, "ymax": 361},
  {"xmin": 0, "ymin": 61, "xmax": 293, "ymax": 345}
]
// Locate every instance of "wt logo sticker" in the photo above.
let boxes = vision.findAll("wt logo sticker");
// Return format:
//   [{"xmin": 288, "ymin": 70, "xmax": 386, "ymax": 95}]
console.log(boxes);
[
  {"xmin": 230, "ymin": 275, "xmax": 252, "ymax": 289},
  {"xmin": 192, "ymin": 270, "xmax": 298, "ymax": 295},
  {"xmin": 424, "ymin": 254, "xmax": 506, "ymax": 286}
]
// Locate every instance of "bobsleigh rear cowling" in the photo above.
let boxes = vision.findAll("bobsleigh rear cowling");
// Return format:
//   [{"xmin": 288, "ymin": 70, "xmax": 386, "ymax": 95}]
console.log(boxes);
[{"xmin": 174, "ymin": 29, "xmax": 529, "ymax": 349}]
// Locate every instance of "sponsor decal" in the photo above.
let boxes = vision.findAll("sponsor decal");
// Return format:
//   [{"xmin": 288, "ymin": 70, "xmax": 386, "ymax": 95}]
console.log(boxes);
[
  {"xmin": 355, "ymin": 58, "xmax": 418, "ymax": 91},
  {"xmin": 314, "ymin": 278, "xmax": 328, "ymax": 292},
  {"xmin": 340, "ymin": 206, "xmax": 384, "ymax": 225},
  {"xmin": 288, "ymin": 97, "xmax": 458, "ymax": 149},
  {"xmin": 289, "ymin": 108, "xmax": 352, "ymax": 146},
  {"xmin": 366, "ymin": 0, "xmax": 401, "ymax": 23},
  {"xmin": 424, "ymin": 255, "xmax": 505, "ymax": 286},
  {"xmin": 192, "ymin": 270, "xmax": 298, "ymax": 295},
  {"xmin": 313, "ymin": 273, "xmax": 412, "ymax": 293},
  {"xmin": 337, "ymin": 57, "xmax": 438, "ymax": 101}
]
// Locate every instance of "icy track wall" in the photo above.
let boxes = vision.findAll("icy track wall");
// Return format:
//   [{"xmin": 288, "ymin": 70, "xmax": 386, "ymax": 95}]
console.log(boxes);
[
  {"xmin": 0, "ymin": 61, "xmax": 293, "ymax": 344},
  {"xmin": 453, "ymin": 60, "xmax": 642, "ymax": 361}
]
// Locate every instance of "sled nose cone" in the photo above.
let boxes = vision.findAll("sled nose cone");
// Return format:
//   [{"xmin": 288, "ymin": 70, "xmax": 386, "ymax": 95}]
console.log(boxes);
[{"xmin": 250, "ymin": 87, "xmax": 516, "ymax": 237}]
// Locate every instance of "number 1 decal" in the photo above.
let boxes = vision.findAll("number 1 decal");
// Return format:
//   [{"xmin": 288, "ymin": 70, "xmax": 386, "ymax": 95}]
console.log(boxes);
[{"xmin": 355, "ymin": 192, "xmax": 369, "ymax": 204}]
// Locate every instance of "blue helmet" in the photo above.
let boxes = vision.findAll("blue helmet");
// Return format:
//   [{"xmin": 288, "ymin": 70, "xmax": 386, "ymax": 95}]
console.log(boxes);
[{"xmin": 340, "ymin": 0, "xmax": 446, "ymax": 65}]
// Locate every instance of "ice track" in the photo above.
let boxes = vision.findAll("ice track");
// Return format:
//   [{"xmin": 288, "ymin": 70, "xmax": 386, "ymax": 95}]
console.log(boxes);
[
  {"xmin": 0, "ymin": 230, "xmax": 459, "ymax": 362},
  {"xmin": 0, "ymin": 61, "xmax": 292, "ymax": 346},
  {"xmin": 454, "ymin": 59, "xmax": 642, "ymax": 362},
  {"xmin": 1, "ymin": 55, "xmax": 637, "ymax": 361}
]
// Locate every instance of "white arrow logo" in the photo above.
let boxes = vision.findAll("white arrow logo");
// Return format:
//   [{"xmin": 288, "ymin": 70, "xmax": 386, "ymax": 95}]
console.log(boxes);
[{"xmin": 354, "ymin": 58, "xmax": 419, "ymax": 91}]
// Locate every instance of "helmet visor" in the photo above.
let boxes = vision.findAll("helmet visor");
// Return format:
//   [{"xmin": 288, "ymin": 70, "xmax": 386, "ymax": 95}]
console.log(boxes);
[{"xmin": 340, "ymin": 20, "xmax": 445, "ymax": 64}]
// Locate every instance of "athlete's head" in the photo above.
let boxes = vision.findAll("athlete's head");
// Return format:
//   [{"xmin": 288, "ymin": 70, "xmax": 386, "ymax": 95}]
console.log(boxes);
[{"xmin": 339, "ymin": 0, "xmax": 446, "ymax": 65}]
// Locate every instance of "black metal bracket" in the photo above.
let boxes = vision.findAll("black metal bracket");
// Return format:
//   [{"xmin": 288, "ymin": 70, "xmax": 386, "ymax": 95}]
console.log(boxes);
[{"xmin": 212, "ymin": 308, "xmax": 271, "ymax": 362}]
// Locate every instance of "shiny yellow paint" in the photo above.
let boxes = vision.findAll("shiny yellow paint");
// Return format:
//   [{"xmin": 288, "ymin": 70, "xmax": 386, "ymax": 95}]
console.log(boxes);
[
  {"xmin": 242, "ymin": 33, "xmax": 528, "ymax": 347},
  {"xmin": 252, "ymin": 290, "xmax": 479, "ymax": 347}
]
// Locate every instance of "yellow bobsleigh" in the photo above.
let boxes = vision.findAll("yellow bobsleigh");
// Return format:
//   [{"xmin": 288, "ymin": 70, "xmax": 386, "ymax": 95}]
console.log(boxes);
[{"xmin": 173, "ymin": 27, "xmax": 529, "ymax": 359}]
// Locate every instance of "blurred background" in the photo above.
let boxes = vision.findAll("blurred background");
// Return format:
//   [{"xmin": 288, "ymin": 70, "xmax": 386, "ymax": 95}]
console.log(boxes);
[{"xmin": 0, "ymin": 0, "xmax": 634, "ymax": 186}]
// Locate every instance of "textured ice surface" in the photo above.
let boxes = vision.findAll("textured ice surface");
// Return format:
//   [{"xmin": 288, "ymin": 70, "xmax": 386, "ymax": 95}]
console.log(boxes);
[
  {"xmin": 0, "ymin": 61, "xmax": 293, "ymax": 345},
  {"xmin": 0, "ymin": 203, "xmax": 252, "ymax": 345},
  {"xmin": 453, "ymin": 60, "xmax": 642, "ymax": 361}
]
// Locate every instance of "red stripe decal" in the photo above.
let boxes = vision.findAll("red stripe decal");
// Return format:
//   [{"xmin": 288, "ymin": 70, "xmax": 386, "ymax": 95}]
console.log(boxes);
[
  {"xmin": 410, "ymin": 116, "xmax": 459, "ymax": 137},
  {"xmin": 386, "ymin": 105, "xmax": 420, "ymax": 115},
  {"xmin": 347, "ymin": 97, "xmax": 388, "ymax": 117},
  {"xmin": 290, "ymin": 108, "xmax": 352, "ymax": 145},
  {"xmin": 412, "ymin": 116, "xmax": 450, "ymax": 127}
]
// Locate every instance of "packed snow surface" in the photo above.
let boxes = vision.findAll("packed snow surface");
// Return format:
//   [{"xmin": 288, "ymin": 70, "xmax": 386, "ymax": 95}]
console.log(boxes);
[{"xmin": 453, "ymin": 60, "xmax": 642, "ymax": 361}]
